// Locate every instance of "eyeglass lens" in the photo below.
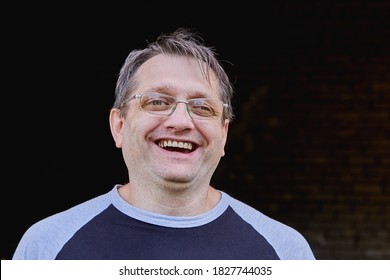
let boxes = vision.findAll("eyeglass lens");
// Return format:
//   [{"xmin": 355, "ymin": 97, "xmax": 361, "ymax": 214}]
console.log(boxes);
[{"xmin": 139, "ymin": 92, "xmax": 223, "ymax": 118}]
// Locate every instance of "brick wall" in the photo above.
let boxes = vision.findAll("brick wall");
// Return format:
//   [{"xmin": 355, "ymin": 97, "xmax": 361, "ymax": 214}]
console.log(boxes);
[{"xmin": 212, "ymin": 1, "xmax": 390, "ymax": 259}]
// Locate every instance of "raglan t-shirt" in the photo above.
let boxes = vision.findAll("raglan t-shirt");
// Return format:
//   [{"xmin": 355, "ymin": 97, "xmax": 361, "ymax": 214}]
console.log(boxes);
[{"xmin": 12, "ymin": 185, "xmax": 315, "ymax": 260}]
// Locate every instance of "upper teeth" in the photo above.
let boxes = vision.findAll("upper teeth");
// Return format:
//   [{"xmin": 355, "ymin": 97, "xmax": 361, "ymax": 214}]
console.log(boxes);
[{"xmin": 159, "ymin": 140, "xmax": 193, "ymax": 151}]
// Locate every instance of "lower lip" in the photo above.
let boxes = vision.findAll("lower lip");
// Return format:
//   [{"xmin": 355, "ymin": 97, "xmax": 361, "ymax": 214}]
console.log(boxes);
[{"xmin": 156, "ymin": 144, "xmax": 197, "ymax": 158}]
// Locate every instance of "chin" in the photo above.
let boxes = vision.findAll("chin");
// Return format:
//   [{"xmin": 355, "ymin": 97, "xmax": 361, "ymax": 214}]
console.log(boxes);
[
  {"xmin": 157, "ymin": 171, "xmax": 196, "ymax": 185},
  {"xmin": 162, "ymin": 175, "xmax": 194, "ymax": 184}
]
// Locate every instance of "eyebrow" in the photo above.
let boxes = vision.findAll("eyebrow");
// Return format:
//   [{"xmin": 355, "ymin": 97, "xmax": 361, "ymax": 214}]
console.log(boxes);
[
  {"xmin": 147, "ymin": 84, "xmax": 174, "ymax": 93},
  {"xmin": 146, "ymin": 84, "xmax": 210, "ymax": 99}
]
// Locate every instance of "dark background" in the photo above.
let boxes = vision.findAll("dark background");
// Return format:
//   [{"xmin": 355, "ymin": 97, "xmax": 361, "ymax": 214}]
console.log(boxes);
[{"xmin": 3, "ymin": 1, "xmax": 389, "ymax": 260}]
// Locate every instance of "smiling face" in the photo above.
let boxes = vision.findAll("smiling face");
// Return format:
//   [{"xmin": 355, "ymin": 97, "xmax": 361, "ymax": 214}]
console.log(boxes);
[{"xmin": 110, "ymin": 54, "xmax": 229, "ymax": 192}]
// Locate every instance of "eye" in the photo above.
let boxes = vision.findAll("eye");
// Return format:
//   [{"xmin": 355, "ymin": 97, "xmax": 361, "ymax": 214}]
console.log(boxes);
[
  {"xmin": 198, "ymin": 104, "xmax": 214, "ymax": 113},
  {"xmin": 149, "ymin": 99, "xmax": 166, "ymax": 106},
  {"xmin": 141, "ymin": 93, "xmax": 174, "ymax": 111},
  {"xmin": 189, "ymin": 99, "xmax": 216, "ymax": 116}
]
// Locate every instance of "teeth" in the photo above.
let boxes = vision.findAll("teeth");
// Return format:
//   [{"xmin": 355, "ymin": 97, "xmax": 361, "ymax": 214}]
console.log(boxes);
[{"xmin": 159, "ymin": 140, "xmax": 193, "ymax": 151}]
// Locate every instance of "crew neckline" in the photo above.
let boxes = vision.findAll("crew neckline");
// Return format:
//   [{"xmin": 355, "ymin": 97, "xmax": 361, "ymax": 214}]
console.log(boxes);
[{"xmin": 110, "ymin": 184, "xmax": 230, "ymax": 228}]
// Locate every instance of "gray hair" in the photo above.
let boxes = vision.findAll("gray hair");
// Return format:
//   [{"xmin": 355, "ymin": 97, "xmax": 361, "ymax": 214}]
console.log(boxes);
[{"xmin": 113, "ymin": 28, "xmax": 234, "ymax": 121}]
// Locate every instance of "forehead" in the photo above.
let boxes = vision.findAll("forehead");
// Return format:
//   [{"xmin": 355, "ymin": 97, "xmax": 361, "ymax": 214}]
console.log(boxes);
[{"xmin": 134, "ymin": 54, "xmax": 220, "ymax": 98}]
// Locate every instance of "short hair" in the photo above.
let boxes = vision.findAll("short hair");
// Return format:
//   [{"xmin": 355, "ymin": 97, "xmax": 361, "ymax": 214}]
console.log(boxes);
[{"xmin": 113, "ymin": 28, "xmax": 234, "ymax": 121}]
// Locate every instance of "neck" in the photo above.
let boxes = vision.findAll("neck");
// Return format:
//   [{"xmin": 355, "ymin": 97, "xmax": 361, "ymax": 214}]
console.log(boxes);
[{"xmin": 118, "ymin": 182, "xmax": 221, "ymax": 216}]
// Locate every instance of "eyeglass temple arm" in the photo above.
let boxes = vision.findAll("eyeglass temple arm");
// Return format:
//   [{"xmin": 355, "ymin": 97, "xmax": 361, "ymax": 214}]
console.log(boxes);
[{"xmin": 119, "ymin": 94, "xmax": 141, "ymax": 109}]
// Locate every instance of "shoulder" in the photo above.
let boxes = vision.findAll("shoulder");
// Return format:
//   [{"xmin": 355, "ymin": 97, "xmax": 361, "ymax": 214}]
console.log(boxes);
[
  {"xmin": 12, "ymin": 188, "xmax": 113, "ymax": 260},
  {"xmin": 222, "ymin": 192, "xmax": 316, "ymax": 260}
]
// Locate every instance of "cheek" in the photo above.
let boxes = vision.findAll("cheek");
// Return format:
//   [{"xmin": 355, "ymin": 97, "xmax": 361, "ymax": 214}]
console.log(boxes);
[
  {"xmin": 122, "ymin": 116, "xmax": 159, "ymax": 145},
  {"xmin": 122, "ymin": 122, "xmax": 140, "ymax": 145},
  {"xmin": 202, "ymin": 123, "xmax": 228, "ymax": 151}
]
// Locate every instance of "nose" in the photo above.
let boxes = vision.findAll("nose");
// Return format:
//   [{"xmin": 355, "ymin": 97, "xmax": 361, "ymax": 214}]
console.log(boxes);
[
  {"xmin": 170, "ymin": 100, "xmax": 191, "ymax": 116},
  {"xmin": 164, "ymin": 102, "xmax": 195, "ymax": 130}
]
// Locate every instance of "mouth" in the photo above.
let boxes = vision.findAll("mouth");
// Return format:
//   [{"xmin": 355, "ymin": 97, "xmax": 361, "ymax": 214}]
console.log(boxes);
[{"xmin": 157, "ymin": 139, "xmax": 197, "ymax": 153}]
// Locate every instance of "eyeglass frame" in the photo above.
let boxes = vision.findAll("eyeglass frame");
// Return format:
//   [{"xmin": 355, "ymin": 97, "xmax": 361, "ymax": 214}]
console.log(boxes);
[{"xmin": 119, "ymin": 92, "xmax": 229, "ymax": 120}]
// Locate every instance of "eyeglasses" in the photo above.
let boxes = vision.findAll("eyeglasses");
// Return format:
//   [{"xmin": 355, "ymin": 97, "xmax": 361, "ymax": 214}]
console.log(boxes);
[{"xmin": 120, "ymin": 92, "xmax": 228, "ymax": 120}]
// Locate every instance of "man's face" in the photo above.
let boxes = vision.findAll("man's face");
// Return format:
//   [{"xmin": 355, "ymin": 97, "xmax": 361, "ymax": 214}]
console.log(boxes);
[{"xmin": 110, "ymin": 54, "xmax": 229, "ymax": 190}]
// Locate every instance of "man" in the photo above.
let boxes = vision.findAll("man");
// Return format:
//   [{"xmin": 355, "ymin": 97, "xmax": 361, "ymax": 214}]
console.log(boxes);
[{"xmin": 13, "ymin": 28, "xmax": 315, "ymax": 259}]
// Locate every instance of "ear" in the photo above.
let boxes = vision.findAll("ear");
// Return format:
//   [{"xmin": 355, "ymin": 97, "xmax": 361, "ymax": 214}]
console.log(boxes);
[
  {"xmin": 109, "ymin": 108, "xmax": 124, "ymax": 148},
  {"xmin": 220, "ymin": 119, "xmax": 229, "ymax": 157}
]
